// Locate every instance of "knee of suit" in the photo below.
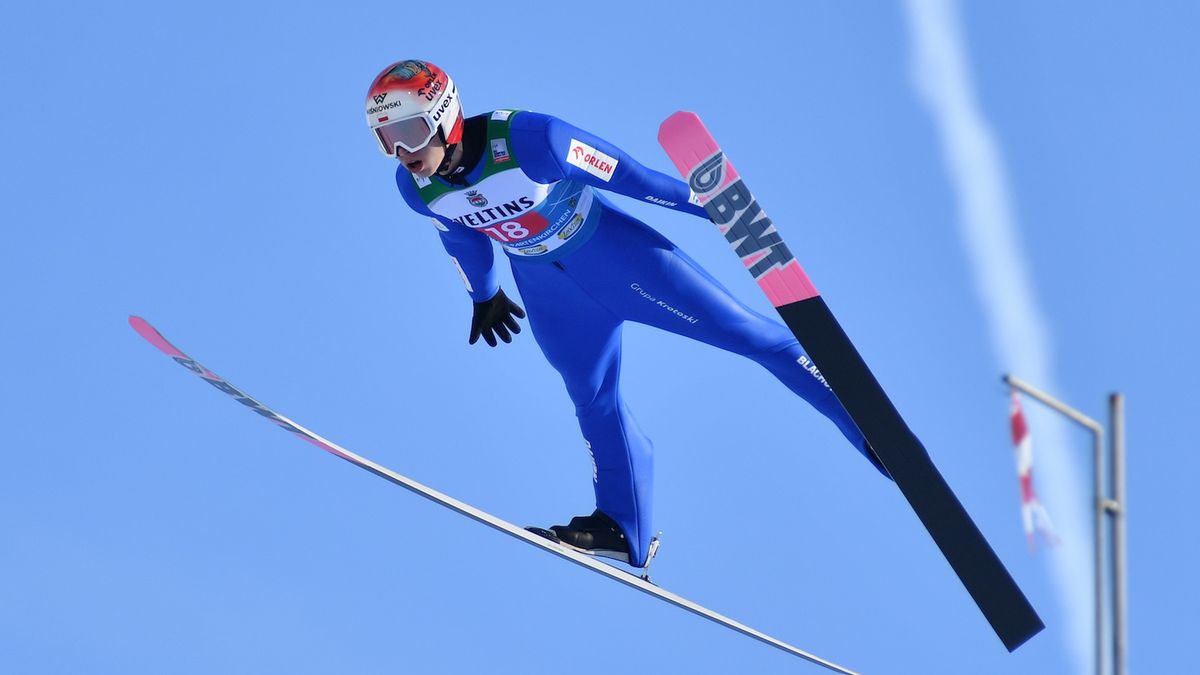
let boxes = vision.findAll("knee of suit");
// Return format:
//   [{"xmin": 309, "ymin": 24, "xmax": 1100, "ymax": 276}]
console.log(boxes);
[
  {"xmin": 561, "ymin": 370, "xmax": 622, "ymax": 419},
  {"xmin": 744, "ymin": 337, "xmax": 804, "ymax": 363},
  {"xmin": 703, "ymin": 321, "xmax": 796, "ymax": 358},
  {"xmin": 573, "ymin": 391, "xmax": 620, "ymax": 420}
]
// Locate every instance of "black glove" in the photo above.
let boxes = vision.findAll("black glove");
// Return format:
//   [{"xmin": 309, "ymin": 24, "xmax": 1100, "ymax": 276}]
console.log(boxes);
[{"xmin": 469, "ymin": 288, "xmax": 526, "ymax": 347}]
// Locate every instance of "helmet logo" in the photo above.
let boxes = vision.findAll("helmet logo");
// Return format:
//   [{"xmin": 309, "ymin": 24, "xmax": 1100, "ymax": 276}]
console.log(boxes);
[
  {"xmin": 367, "ymin": 97, "xmax": 404, "ymax": 115},
  {"xmin": 430, "ymin": 87, "xmax": 455, "ymax": 122},
  {"xmin": 419, "ymin": 77, "xmax": 446, "ymax": 103},
  {"xmin": 465, "ymin": 190, "xmax": 488, "ymax": 207},
  {"xmin": 373, "ymin": 93, "xmax": 388, "ymax": 105}
]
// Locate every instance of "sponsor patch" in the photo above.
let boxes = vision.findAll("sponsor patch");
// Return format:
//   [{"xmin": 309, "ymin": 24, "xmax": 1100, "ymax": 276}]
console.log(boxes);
[
  {"xmin": 414, "ymin": 174, "xmax": 432, "ymax": 188},
  {"xmin": 629, "ymin": 282, "xmax": 700, "ymax": 324},
  {"xmin": 491, "ymin": 138, "xmax": 511, "ymax": 163},
  {"xmin": 565, "ymin": 139, "xmax": 618, "ymax": 182},
  {"xmin": 797, "ymin": 354, "xmax": 831, "ymax": 390},
  {"xmin": 491, "ymin": 110, "xmax": 513, "ymax": 121},
  {"xmin": 558, "ymin": 213, "xmax": 584, "ymax": 239},
  {"xmin": 465, "ymin": 189, "xmax": 488, "ymax": 207},
  {"xmin": 519, "ymin": 244, "xmax": 548, "ymax": 255}
]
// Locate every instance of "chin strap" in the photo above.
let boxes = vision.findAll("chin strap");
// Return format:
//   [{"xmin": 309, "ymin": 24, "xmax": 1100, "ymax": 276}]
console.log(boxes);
[{"xmin": 436, "ymin": 143, "xmax": 459, "ymax": 175}]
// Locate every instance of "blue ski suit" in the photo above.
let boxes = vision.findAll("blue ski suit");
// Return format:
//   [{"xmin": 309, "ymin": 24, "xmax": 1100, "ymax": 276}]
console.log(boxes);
[{"xmin": 395, "ymin": 110, "xmax": 883, "ymax": 566}]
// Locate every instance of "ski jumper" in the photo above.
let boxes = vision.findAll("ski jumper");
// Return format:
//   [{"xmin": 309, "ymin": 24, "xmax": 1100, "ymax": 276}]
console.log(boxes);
[{"xmin": 395, "ymin": 111, "xmax": 885, "ymax": 566}]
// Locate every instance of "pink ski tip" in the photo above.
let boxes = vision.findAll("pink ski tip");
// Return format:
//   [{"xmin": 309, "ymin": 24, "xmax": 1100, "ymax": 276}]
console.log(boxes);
[
  {"xmin": 129, "ymin": 315, "xmax": 154, "ymax": 339},
  {"xmin": 129, "ymin": 315, "xmax": 158, "ymax": 340},
  {"xmin": 129, "ymin": 315, "xmax": 186, "ymax": 359},
  {"xmin": 657, "ymin": 111, "xmax": 703, "ymax": 141},
  {"xmin": 658, "ymin": 111, "xmax": 722, "ymax": 181}
]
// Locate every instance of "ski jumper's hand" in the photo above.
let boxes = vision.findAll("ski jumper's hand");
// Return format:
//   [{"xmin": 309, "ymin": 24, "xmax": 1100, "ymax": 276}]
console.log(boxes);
[{"xmin": 469, "ymin": 288, "xmax": 526, "ymax": 347}]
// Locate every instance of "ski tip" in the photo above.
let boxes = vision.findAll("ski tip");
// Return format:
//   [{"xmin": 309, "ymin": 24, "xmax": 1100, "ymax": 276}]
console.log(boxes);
[
  {"xmin": 129, "ymin": 315, "xmax": 161, "ymax": 338},
  {"xmin": 129, "ymin": 314, "xmax": 160, "ymax": 344},
  {"xmin": 128, "ymin": 315, "xmax": 184, "ymax": 358},
  {"xmin": 657, "ymin": 111, "xmax": 702, "ymax": 140},
  {"xmin": 128, "ymin": 315, "xmax": 151, "ymax": 334}
]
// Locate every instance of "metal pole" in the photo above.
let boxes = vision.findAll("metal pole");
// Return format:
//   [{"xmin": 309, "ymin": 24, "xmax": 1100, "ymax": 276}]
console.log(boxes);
[
  {"xmin": 1110, "ymin": 393, "xmax": 1128, "ymax": 675},
  {"xmin": 1003, "ymin": 374, "xmax": 1106, "ymax": 675},
  {"xmin": 1092, "ymin": 421, "xmax": 1106, "ymax": 675}
]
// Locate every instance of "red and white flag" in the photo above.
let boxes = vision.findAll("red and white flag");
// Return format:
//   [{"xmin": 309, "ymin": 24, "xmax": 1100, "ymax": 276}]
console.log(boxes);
[{"xmin": 1009, "ymin": 391, "xmax": 1059, "ymax": 550}]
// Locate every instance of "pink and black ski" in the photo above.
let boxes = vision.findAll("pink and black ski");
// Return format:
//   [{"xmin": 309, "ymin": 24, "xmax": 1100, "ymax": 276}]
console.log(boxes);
[{"xmin": 658, "ymin": 112, "xmax": 1043, "ymax": 652}]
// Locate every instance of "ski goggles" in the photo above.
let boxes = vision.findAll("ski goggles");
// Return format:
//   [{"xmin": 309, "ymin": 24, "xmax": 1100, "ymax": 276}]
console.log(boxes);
[{"xmin": 373, "ymin": 113, "xmax": 440, "ymax": 155}]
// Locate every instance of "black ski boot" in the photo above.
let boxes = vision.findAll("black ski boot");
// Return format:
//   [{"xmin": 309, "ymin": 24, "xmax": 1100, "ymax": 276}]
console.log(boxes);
[{"xmin": 527, "ymin": 509, "xmax": 633, "ymax": 563}]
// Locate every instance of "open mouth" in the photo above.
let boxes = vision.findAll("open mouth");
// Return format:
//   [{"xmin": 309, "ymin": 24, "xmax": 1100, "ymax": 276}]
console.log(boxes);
[{"xmin": 406, "ymin": 160, "xmax": 423, "ymax": 172}]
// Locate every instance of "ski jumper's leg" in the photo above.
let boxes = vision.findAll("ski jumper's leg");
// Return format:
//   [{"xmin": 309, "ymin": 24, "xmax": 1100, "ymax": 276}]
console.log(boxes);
[
  {"xmin": 510, "ymin": 261, "xmax": 657, "ymax": 566},
  {"xmin": 567, "ymin": 207, "xmax": 887, "ymax": 476}
]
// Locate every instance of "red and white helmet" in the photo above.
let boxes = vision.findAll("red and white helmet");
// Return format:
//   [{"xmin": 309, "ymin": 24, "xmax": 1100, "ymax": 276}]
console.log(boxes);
[{"xmin": 365, "ymin": 60, "xmax": 464, "ymax": 155}]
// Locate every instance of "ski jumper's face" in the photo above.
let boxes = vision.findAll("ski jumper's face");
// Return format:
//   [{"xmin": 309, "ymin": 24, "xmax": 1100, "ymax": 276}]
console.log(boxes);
[{"xmin": 395, "ymin": 139, "xmax": 446, "ymax": 178}]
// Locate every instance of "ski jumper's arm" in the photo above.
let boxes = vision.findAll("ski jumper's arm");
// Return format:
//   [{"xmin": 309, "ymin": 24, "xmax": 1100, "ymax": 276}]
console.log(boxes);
[
  {"xmin": 509, "ymin": 112, "xmax": 709, "ymax": 219},
  {"xmin": 394, "ymin": 170, "xmax": 500, "ymax": 302}
]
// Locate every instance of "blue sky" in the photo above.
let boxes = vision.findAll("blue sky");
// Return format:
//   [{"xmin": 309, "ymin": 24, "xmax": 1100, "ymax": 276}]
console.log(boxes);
[{"xmin": 2, "ymin": 2, "xmax": 1197, "ymax": 673}]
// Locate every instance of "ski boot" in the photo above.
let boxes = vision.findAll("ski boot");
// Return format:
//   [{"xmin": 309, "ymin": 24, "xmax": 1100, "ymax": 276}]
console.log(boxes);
[{"xmin": 528, "ymin": 509, "xmax": 655, "ymax": 565}]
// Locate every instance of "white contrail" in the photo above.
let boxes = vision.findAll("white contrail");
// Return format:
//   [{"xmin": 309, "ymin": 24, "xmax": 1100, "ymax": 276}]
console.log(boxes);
[{"xmin": 903, "ymin": 1, "xmax": 1092, "ymax": 672}]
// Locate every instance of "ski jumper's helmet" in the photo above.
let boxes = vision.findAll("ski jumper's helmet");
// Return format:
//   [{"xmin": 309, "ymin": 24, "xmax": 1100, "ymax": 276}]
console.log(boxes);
[{"xmin": 366, "ymin": 60, "xmax": 464, "ymax": 156}]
